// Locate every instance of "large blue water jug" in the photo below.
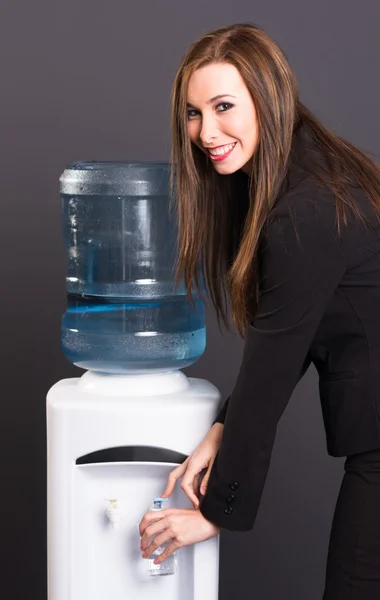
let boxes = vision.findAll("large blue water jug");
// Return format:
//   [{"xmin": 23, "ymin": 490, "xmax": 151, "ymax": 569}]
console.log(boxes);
[{"xmin": 59, "ymin": 161, "xmax": 206, "ymax": 374}]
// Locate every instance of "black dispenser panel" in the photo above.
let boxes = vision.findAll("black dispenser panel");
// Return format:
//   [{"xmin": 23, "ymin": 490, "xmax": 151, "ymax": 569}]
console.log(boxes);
[{"xmin": 76, "ymin": 446, "xmax": 188, "ymax": 465}]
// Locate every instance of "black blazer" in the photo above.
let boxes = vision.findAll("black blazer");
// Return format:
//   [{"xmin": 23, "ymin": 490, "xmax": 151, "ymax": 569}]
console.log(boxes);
[{"xmin": 199, "ymin": 124, "xmax": 380, "ymax": 531}]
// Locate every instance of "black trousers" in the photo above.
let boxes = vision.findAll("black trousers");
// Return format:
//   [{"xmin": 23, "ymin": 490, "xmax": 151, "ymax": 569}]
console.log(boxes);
[{"xmin": 323, "ymin": 447, "xmax": 380, "ymax": 599}]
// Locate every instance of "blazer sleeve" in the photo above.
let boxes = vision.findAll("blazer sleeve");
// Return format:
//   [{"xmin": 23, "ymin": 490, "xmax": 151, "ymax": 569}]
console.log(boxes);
[
  {"xmin": 200, "ymin": 191, "xmax": 346, "ymax": 531},
  {"xmin": 212, "ymin": 352, "xmax": 312, "ymax": 426}
]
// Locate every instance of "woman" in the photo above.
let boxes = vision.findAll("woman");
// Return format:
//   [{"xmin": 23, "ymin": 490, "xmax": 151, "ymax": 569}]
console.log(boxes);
[{"xmin": 139, "ymin": 23, "xmax": 380, "ymax": 597}]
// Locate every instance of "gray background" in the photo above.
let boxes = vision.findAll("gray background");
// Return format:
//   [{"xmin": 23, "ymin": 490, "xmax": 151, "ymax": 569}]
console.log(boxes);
[{"xmin": 1, "ymin": 0, "xmax": 379, "ymax": 598}]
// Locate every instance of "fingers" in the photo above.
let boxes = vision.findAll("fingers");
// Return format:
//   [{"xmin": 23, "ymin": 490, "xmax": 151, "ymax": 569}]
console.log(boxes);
[
  {"xmin": 196, "ymin": 467, "xmax": 207, "ymax": 495},
  {"xmin": 140, "ymin": 522, "xmax": 167, "ymax": 553},
  {"xmin": 199, "ymin": 464, "xmax": 213, "ymax": 495},
  {"xmin": 161, "ymin": 457, "xmax": 207, "ymax": 508},
  {"xmin": 147, "ymin": 540, "xmax": 178, "ymax": 565},
  {"xmin": 161, "ymin": 460, "xmax": 189, "ymax": 499},
  {"xmin": 139, "ymin": 510, "xmax": 167, "ymax": 536},
  {"xmin": 180, "ymin": 468, "xmax": 204, "ymax": 508},
  {"xmin": 141, "ymin": 530, "xmax": 176, "ymax": 561},
  {"xmin": 191, "ymin": 470, "xmax": 207, "ymax": 506}
]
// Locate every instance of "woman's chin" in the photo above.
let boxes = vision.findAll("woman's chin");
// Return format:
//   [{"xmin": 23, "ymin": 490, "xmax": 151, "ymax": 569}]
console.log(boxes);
[{"xmin": 212, "ymin": 160, "xmax": 245, "ymax": 175}]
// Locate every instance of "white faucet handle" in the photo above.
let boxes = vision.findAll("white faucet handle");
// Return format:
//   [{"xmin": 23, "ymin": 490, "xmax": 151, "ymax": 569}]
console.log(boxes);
[{"xmin": 105, "ymin": 498, "xmax": 124, "ymax": 528}]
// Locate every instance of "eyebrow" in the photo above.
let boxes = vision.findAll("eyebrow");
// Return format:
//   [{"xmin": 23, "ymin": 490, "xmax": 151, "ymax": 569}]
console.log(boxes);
[{"xmin": 186, "ymin": 94, "xmax": 236, "ymax": 108}]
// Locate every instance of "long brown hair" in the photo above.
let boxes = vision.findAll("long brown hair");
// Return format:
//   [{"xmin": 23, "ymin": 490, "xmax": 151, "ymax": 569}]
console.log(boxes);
[{"xmin": 169, "ymin": 23, "xmax": 380, "ymax": 337}]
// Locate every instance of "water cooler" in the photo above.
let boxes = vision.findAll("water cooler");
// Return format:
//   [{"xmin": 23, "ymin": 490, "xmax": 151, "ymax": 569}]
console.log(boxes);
[{"xmin": 46, "ymin": 162, "xmax": 221, "ymax": 600}]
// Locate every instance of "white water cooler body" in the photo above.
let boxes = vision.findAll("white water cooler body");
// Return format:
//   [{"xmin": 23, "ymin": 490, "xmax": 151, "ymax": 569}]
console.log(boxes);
[{"xmin": 47, "ymin": 369, "xmax": 221, "ymax": 600}]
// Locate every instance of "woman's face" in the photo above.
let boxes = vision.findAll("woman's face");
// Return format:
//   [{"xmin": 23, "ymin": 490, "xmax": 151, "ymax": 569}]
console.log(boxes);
[{"xmin": 187, "ymin": 62, "xmax": 259, "ymax": 175}]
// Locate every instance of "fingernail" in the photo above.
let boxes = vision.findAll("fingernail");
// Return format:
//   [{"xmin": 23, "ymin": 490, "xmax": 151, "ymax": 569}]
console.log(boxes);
[
  {"xmin": 200, "ymin": 487, "xmax": 206, "ymax": 494},
  {"xmin": 153, "ymin": 559, "xmax": 158, "ymax": 564}
]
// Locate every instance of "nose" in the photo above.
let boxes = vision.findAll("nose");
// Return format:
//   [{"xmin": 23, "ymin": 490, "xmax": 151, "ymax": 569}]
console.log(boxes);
[{"xmin": 199, "ymin": 116, "xmax": 220, "ymax": 147}]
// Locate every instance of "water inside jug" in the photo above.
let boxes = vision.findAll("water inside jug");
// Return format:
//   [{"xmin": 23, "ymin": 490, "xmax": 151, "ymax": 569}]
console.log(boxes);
[{"xmin": 60, "ymin": 162, "xmax": 206, "ymax": 374}]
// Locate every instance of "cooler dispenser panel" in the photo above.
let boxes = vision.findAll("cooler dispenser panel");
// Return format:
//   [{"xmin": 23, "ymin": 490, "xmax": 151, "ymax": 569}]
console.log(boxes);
[{"xmin": 71, "ymin": 461, "xmax": 219, "ymax": 600}]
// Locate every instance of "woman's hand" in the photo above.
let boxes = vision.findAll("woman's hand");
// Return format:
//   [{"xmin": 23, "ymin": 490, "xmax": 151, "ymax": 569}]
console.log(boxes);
[
  {"xmin": 139, "ymin": 507, "xmax": 221, "ymax": 565},
  {"xmin": 160, "ymin": 423, "xmax": 224, "ymax": 508}
]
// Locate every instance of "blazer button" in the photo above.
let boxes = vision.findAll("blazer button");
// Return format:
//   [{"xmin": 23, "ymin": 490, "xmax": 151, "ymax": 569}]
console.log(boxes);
[
  {"xmin": 224, "ymin": 506, "xmax": 233, "ymax": 515},
  {"xmin": 226, "ymin": 494, "xmax": 235, "ymax": 503},
  {"xmin": 229, "ymin": 482, "xmax": 239, "ymax": 491}
]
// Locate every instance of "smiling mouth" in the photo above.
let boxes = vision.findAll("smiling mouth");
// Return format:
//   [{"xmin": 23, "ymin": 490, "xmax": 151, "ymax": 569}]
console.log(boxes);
[{"xmin": 207, "ymin": 142, "xmax": 237, "ymax": 161}]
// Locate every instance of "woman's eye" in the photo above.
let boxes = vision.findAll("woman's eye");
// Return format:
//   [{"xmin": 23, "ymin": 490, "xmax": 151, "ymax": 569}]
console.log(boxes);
[
  {"xmin": 187, "ymin": 109, "xmax": 198, "ymax": 119},
  {"xmin": 187, "ymin": 102, "xmax": 233, "ymax": 120},
  {"xmin": 216, "ymin": 102, "xmax": 233, "ymax": 112}
]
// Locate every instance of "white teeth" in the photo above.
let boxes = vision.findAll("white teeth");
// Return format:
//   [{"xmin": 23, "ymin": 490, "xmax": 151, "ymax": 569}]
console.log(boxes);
[{"xmin": 208, "ymin": 143, "xmax": 235, "ymax": 156}]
